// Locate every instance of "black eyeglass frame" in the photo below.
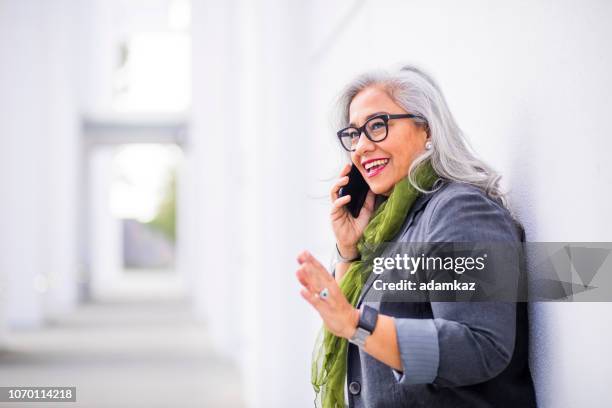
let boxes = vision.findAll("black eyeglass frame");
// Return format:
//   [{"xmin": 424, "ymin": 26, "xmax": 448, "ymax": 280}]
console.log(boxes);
[{"xmin": 336, "ymin": 113, "xmax": 427, "ymax": 152}]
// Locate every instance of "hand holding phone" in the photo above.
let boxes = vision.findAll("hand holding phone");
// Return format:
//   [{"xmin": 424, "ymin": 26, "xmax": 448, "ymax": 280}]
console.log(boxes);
[{"xmin": 331, "ymin": 164, "xmax": 375, "ymax": 259}]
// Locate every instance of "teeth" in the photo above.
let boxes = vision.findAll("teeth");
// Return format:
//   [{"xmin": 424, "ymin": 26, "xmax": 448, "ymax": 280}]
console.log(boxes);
[{"xmin": 364, "ymin": 159, "xmax": 389, "ymax": 170}]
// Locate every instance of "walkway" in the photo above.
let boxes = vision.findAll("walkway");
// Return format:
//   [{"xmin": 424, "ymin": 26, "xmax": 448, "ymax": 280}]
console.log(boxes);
[{"xmin": 0, "ymin": 297, "xmax": 244, "ymax": 407}]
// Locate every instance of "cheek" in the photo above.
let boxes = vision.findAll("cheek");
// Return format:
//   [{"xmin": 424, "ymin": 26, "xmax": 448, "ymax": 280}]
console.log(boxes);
[
  {"xmin": 392, "ymin": 156, "xmax": 410, "ymax": 178},
  {"xmin": 394, "ymin": 135, "xmax": 425, "ymax": 160},
  {"xmin": 389, "ymin": 141, "xmax": 420, "ymax": 174}
]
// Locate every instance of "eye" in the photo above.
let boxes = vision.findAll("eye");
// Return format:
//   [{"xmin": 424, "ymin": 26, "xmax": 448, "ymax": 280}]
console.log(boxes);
[
  {"xmin": 367, "ymin": 118, "xmax": 386, "ymax": 133},
  {"xmin": 340, "ymin": 128, "xmax": 359, "ymax": 139}
]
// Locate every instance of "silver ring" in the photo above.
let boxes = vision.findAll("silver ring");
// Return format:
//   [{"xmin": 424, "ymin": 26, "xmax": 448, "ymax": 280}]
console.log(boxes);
[{"xmin": 319, "ymin": 288, "xmax": 329, "ymax": 300}]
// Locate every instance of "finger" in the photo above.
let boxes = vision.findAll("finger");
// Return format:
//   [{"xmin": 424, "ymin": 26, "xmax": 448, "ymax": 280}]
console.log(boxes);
[
  {"xmin": 300, "ymin": 288, "xmax": 320, "ymax": 307},
  {"xmin": 300, "ymin": 288, "xmax": 331, "ymax": 313},
  {"xmin": 303, "ymin": 251, "xmax": 331, "ymax": 277},
  {"xmin": 331, "ymin": 197, "xmax": 351, "ymax": 221},
  {"xmin": 301, "ymin": 261, "xmax": 336, "ymax": 293},
  {"xmin": 339, "ymin": 163, "xmax": 351, "ymax": 177},
  {"xmin": 296, "ymin": 250, "xmax": 310, "ymax": 265},
  {"xmin": 297, "ymin": 249, "xmax": 325, "ymax": 266},
  {"xmin": 331, "ymin": 195, "xmax": 351, "ymax": 211},
  {"xmin": 330, "ymin": 176, "xmax": 350, "ymax": 201},
  {"xmin": 295, "ymin": 266, "xmax": 310, "ymax": 288},
  {"xmin": 297, "ymin": 253, "xmax": 331, "ymax": 286},
  {"xmin": 299, "ymin": 262, "xmax": 327, "ymax": 292},
  {"xmin": 296, "ymin": 265, "xmax": 319, "ymax": 293}
]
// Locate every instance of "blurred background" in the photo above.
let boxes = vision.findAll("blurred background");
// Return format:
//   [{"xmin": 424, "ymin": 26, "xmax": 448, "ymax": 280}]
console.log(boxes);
[{"xmin": 0, "ymin": 0, "xmax": 611, "ymax": 407}]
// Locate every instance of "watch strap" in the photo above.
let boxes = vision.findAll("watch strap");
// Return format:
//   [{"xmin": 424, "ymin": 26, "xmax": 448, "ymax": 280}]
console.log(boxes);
[
  {"xmin": 349, "ymin": 327, "xmax": 370, "ymax": 348},
  {"xmin": 349, "ymin": 305, "xmax": 379, "ymax": 348}
]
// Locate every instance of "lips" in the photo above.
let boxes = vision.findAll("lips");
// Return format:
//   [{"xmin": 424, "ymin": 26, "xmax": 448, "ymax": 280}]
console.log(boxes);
[{"xmin": 362, "ymin": 158, "xmax": 389, "ymax": 178}]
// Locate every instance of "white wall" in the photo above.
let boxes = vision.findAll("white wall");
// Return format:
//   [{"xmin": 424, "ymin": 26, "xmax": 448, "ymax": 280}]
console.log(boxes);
[
  {"xmin": 189, "ymin": 0, "xmax": 320, "ymax": 406},
  {"xmin": 0, "ymin": 0, "xmax": 80, "ymax": 332},
  {"xmin": 0, "ymin": 1, "xmax": 45, "ymax": 330},
  {"xmin": 188, "ymin": 0, "xmax": 242, "ymax": 357},
  {"xmin": 38, "ymin": 0, "xmax": 81, "ymax": 317}
]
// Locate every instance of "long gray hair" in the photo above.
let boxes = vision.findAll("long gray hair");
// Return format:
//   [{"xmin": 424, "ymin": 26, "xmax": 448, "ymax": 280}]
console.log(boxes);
[{"xmin": 336, "ymin": 64, "xmax": 507, "ymax": 207}]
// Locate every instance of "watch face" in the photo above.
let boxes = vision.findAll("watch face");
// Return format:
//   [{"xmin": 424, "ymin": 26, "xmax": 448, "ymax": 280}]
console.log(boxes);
[{"xmin": 360, "ymin": 306, "xmax": 379, "ymax": 333}]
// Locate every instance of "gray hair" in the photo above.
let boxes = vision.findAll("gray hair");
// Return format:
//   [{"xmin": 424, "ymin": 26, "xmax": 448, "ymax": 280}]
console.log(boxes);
[{"xmin": 336, "ymin": 64, "xmax": 507, "ymax": 208}]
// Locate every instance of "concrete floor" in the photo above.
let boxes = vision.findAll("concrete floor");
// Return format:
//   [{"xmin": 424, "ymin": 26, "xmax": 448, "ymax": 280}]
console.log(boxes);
[{"xmin": 0, "ymin": 298, "xmax": 244, "ymax": 408}]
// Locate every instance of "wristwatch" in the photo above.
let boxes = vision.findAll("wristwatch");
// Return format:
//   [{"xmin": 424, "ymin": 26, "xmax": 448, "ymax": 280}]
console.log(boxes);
[{"xmin": 349, "ymin": 305, "xmax": 379, "ymax": 348}]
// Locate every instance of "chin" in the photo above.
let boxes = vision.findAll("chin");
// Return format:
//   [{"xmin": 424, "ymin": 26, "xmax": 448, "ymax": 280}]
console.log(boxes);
[{"xmin": 368, "ymin": 183, "xmax": 393, "ymax": 196}]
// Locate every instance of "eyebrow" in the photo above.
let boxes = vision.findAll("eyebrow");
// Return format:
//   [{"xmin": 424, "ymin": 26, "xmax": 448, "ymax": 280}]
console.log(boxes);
[{"xmin": 349, "ymin": 111, "xmax": 387, "ymax": 127}]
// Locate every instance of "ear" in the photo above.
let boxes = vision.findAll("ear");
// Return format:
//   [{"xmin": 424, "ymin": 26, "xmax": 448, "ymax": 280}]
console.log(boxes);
[
  {"xmin": 422, "ymin": 122, "xmax": 431, "ymax": 138},
  {"xmin": 418, "ymin": 125, "xmax": 429, "ymax": 144}
]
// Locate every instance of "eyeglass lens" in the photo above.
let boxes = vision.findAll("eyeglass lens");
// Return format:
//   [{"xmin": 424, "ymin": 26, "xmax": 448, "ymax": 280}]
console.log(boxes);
[{"xmin": 339, "ymin": 116, "xmax": 387, "ymax": 151}]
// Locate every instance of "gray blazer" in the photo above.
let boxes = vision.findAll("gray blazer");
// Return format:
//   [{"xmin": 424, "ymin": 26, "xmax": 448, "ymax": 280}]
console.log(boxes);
[{"xmin": 346, "ymin": 180, "xmax": 537, "ymax": 407}]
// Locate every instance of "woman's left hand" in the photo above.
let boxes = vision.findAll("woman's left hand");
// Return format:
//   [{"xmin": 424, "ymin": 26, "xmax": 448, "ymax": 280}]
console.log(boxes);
[{"xmin": 296, "ymin": 250, "xmax": 358, "ymax": 339}]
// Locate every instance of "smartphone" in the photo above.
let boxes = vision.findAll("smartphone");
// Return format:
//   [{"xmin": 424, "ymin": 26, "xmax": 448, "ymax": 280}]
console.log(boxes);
[{"xmin": 338, "ymin": 164, "xmax": 370, "ymax": 218}]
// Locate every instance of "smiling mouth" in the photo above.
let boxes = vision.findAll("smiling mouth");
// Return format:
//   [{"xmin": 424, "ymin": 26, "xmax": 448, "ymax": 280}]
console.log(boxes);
[{"xmin": 364, "ymin": 158, "xmax": 389, "ymax": 177}]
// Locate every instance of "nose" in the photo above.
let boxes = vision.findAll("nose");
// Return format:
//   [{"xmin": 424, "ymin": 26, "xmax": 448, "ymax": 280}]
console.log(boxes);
[{"xmin": 354, "ymin": 130, "xmax": 375, "ymax": 155}]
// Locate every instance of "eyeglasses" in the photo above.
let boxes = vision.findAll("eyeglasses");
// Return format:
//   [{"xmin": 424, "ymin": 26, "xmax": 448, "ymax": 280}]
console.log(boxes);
[{"xmin": 336, "ymin": 113, "xmax": 426, "ymax": 152}]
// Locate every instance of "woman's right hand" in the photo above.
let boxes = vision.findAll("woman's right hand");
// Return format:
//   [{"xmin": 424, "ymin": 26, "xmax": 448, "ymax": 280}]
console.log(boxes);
[{"xmin": 331, "ymin": 164, "xmax": 376, "ymax": 260}]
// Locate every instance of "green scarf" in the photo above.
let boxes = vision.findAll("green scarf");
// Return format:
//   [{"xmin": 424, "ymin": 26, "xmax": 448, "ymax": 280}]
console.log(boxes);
[{"xmin": 311, "ymin": 160, "xmax": 438, "ymax": 408}]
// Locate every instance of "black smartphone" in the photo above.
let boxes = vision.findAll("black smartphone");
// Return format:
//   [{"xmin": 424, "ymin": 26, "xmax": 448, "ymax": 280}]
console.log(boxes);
[{"xmin": 338, "ymin": 164, "xmax": 370, "ymax": 218}]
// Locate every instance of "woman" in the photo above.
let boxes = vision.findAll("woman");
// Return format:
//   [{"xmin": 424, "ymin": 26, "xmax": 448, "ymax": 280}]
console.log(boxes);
[{"xmin": 295, "ymin": 65, "xmax": 537, "ymax": 407}]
